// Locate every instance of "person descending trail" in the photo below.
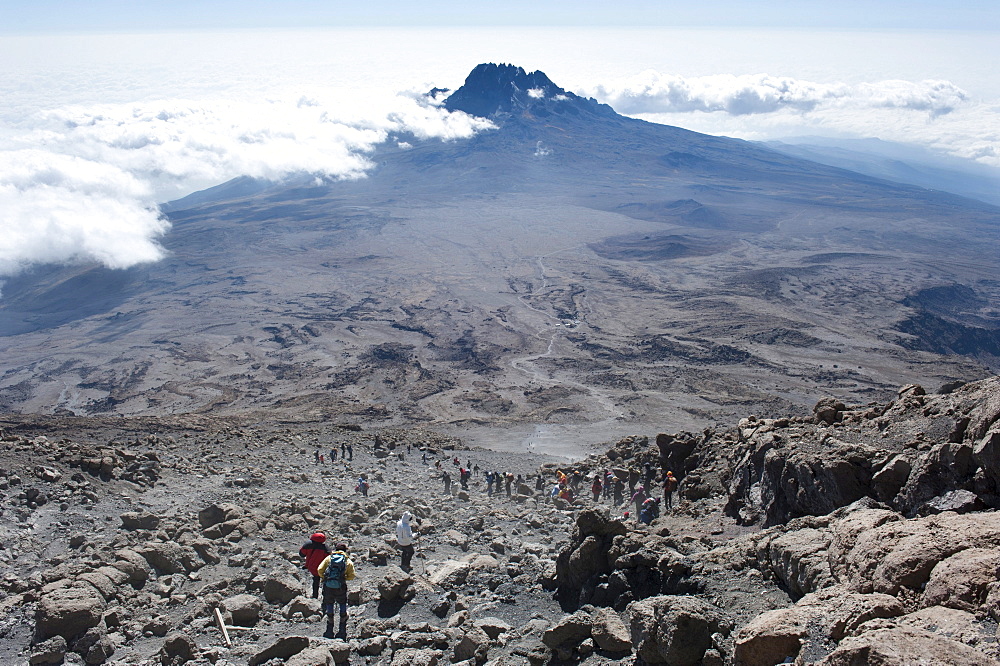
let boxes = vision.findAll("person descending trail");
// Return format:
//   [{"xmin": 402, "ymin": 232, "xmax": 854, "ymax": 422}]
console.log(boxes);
[
  {"xmin": 356, "ymin": 476, "xmax": 369, "ymax": 497},
  {"xmin": 639, "ymin": 497, "xmax": 660, "ymax": 524},
  {"xmin": 319, "ymin": 543, "xmax": 356, "ymax": 639},
  {"xmin": 299, "ymin": 532, "xmax": 330, "ymax": 599},
  {"xmin": 613, "ymin": 475, "xmax": 624, "ymax": 506},
  {"xmin": 591, "ymin": 475, "xmax": 603, "ymax": 502},
  {"xmin": 442, "ymin": 470, "xmax": 452, "ymax": 495},
  {"xmin": 630, "ymin": 485, "xmax": 648, "ymax": 518},
  {"xmin": 486, "ymin": 472, "xmax": 494, "ymax": 496},
  {"xmin": 663, "ymin": 471, "xmax": 678, "ymax": 509},
  {"xmin": 396, "ymin": 511, "xmax": 415, "ymax": 571}
]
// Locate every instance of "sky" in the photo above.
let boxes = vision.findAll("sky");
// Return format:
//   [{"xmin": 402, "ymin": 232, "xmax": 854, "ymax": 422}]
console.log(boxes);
[{"xmin": 0, "ymin": 1, "xmax": 998, "ymax": 281}]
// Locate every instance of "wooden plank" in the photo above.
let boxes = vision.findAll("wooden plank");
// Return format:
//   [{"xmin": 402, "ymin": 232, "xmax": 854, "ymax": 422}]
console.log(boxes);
[{"xmin": 214, "ymin": 607, "xmax": 232, "ymax": 648}]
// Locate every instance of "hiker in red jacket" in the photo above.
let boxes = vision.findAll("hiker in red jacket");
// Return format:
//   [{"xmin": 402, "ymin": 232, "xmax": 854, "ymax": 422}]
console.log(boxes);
[{"xmin": 299, "ymin": 532, "xmax": 331, "ymax": 598}]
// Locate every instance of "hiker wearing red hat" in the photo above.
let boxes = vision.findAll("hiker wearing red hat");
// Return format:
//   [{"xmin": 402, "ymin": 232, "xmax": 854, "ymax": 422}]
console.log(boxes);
[{"xmin": 299, "ymin": 532, "xmax": 330, "ymax": 598}]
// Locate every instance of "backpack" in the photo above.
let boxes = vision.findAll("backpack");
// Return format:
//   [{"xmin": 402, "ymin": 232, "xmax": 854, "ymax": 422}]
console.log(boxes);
[{"xmin": 324, "ymin": 552, "xmax": 347, "ymax": 589}]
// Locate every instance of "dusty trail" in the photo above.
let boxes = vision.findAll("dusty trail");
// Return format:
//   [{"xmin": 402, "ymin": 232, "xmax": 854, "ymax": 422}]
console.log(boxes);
[{"xmin": 508, "ymin": 249, "xmax": 627, "ymax": 453}]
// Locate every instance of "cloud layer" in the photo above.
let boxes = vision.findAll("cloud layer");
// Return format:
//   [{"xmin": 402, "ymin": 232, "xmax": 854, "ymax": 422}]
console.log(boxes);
[
  {"xmin": 0, "ymin": 91, "xmax": 492, "ymax": 278},
  {"xmin": 585, "ymin": 71, "xmax": 969, "ymax": 117}
]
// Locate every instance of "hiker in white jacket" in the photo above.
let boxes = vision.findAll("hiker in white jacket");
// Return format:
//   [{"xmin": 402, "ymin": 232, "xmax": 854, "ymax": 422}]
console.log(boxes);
[{"xmin": 396, "ymin": 511, "xmax": 415, "ymax": 571}]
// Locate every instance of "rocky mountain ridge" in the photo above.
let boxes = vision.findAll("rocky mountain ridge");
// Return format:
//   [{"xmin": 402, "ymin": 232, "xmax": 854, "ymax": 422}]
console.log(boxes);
[{"xmin": 1, "ymin": 375, "xmax": 997, "ymax": 664}]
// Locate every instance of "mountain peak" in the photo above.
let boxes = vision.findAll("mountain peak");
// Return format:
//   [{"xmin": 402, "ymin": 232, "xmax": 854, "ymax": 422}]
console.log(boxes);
[{"xmin": 443, "ymin": 62, "xmax": 613, "ymax": 120}]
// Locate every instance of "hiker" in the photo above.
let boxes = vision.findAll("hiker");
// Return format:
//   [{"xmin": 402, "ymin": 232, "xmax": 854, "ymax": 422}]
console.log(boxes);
[
  {"xmin": 591, "ymin": 475, "xmax": 603, "ymax": 502},
  {"xmin": 505, "ymin": 472, "xmax": 514, "ymax": 498},
  {"xmin": 299, "ymin": 532, "xmax": 330, "ymax": 599},
  {"xmin": 604, "ymin": 471, "xmax": 614, "ymax": 498},
  {"xmin": 486, "ymin": 471, "xmax": 494, "ymax": 496},
  {"xmin": 314, "ymin": 449, "xmax": 320, "ymax": 464},
  {"xmin": 346, "ymin": 444, "xmax": 353, "ymax": 461},
  {"xmin": 630, "ymin": 485, "xmax": 648, "ymax": 518},
  {"xmin": 535, "ymin": 474, "xmax": 544, "ymax": 492},
  {"xmin": 613, "ymin": 475, "xmax": 624, "ymax": 506},
  {"xmin": 319, "ymin": 453, "xmax": 324, "ymax": 464},
  {"xmin": 396, "ymin": 511, "xmax": 416, "ymax": 571},
  {"xmin": 453, "ymin": 456, "xmax": 460, "ymax": 466},
  {"xmin": 442, "ymin": 470, "xmax": 452, "ymax": 494},
  {"xmin": 459, "ymin": 468, "xmax": 469, "ymax": 490},
  {"xmin": 663, "ymin": 471, "xmax": 678, "ymax": 509},
  {"xmin": 319, "ymin": 542, "xmax": 356, "ymax": 639},
  {"xmin": 330, "ymin": 447, "xmax": 337, "ymax": 462},
  {"xmin": 356, "ymin": 476, "xmax": 369, "ymax": 497},
  {"xmin": 422, "ymin": 450, "xmax": 427, "ymax": 464},
  {"xmin": 473, "ymin": 464, "xmax": 480, "ymax": 476},
  {"xmin": 639, "ymin": 497, "xmax": 657, "ymax": 525},
  {"xmin": 643, "ymin": 461, "xmax": 655, "ymax": 489},
  {"xmin": 628, "ymin": 469, "xmax": 639, "ymax": 494},
  {"xmin": 340, "ymin": 443, "xmax": 346, "ymax": 459}
]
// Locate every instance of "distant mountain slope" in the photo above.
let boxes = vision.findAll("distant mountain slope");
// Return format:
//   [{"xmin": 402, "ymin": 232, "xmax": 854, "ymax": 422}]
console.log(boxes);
[
  {"xmin": 764, "ymin": 136, "xmax": 1000, "ymax": 206},
  {"xmin": 0, "ymin": 63, "xmax": 996, "ymax": 443}
]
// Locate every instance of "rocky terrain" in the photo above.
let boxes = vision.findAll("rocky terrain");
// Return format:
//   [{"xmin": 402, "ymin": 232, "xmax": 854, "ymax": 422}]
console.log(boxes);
[{"xmin": 1, "ymin": 375, "xmax": 998, "ymax": 665}]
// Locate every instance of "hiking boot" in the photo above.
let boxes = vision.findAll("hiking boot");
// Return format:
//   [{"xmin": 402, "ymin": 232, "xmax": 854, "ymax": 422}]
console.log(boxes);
[{"xmin": 323, "ymin": 624, "xmax": 336, "ymax": 639}]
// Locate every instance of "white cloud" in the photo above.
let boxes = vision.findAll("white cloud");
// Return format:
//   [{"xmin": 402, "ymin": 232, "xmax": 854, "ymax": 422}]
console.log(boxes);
[
  {"xmin": 582, "ymin": 70, "xmax": 1000, "ymax": 168},
  {"xmin": 0, "ymin": 91, "xmax": 494, "ymax": 279},
  {"xmin": 527, "ymin": 87, "xmax": 546, "ymax": 99},
  {"xmin": 0, "ymin": 150, "xmax": 168, "ymax": 276},
  {"xmin": 585, "ymin": 70, "xmax": 968, "ymax": 116}
]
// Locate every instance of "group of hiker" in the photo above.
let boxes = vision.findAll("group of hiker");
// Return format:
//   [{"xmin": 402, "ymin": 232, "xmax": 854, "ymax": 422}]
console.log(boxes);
[
  {"xmin": 314, "ymin": 443, "xmax": 353, "ymax": 465},
  {"xmin": 549, "ymin": 464, "xmax": 679, "ymax": 523},
  {"xmin": 299, "ymin": 510, "xmax": 420, "ymax": 639},
  {"xmin": 298, "ymin": 532, "xmax": 356, "ymax": 639}
]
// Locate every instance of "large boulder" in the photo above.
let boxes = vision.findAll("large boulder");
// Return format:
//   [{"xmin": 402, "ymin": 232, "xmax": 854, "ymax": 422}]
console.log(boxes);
[
  {"xmin": 818, "ymin": 626, "xmax": 996, "ymax": 666},
  {"xmin": 390, "ymin": 648, "xmax": 441, "ymax": 666},
  {"xmin": 136, "ymin": 542, "xmax": 203, "ymax": 574},
  {"xmin": 35, "ymin": 582, "xmax": 106, "ymax": 641},
  {"xmin": 839, "ymin": 511, "xmax": 1000, "ymax": 595},
  {"xmin": 120, "ymin": 510, "xmax": 161, "ymax": 530},
  {"xmin": 541, "ymin": 610, "xmax": 593, "ymax": 649},
  {"xmin": 29, "ymin": 636, "xmax": 67, "ymax": 665},
  {"xmin": 197, "ymin": 502, "xmax": 243, "ymax": 529},
  {"xmin": 378, "ymin": 566, "xmax": 415, "ymax": 601},
  {"xmin": 590, "ymin": 607, "xmax": 632, "ymax": 653},
  {"xmin": 158, "ymin": 632, "xmax": 199, "ymax": 664},
  {"xmin": 734, "ymin": 607, "xmax": 808, "ymax": 666},
  {"xmin": 922, "ymin": 547, "xmax": 1000, "ymax": 613},
  {"xmin": 428, "ymin": 560, "xmax": 470, "ymax": 587},
  {"xmin": 286, "ymin": 646, "xmax": 334, "ymax": 666},
  {"xmin": 223, "ymin": 593, "xmax": 263, "ymax": 626},
  {"xmin": 263, "ymin": 574, "xmax": 301, "ymax": 605},
  {"xmin": 453, "ymin": 625, "xmax": 490, "ymax": 663},
  {"xmin": 249, "ymin": 636, "xmax": 310, "ymax": 666},
  {"xmin": 628, "ymin": 595, "xmax": 729, "ymax": 665}
]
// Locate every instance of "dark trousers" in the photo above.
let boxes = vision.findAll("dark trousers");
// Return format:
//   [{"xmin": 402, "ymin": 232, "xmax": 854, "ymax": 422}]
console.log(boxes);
[
  {"xmin": 311, "ymin": 574, "xmax": 321, "ymax": 599},
  {"xmin": 322, "ymin": 587, "xmax": 348, "ymax": 638},
  {"xmin": 400, "ymin": 544, "xmax": 415, "ymax": 570}
]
